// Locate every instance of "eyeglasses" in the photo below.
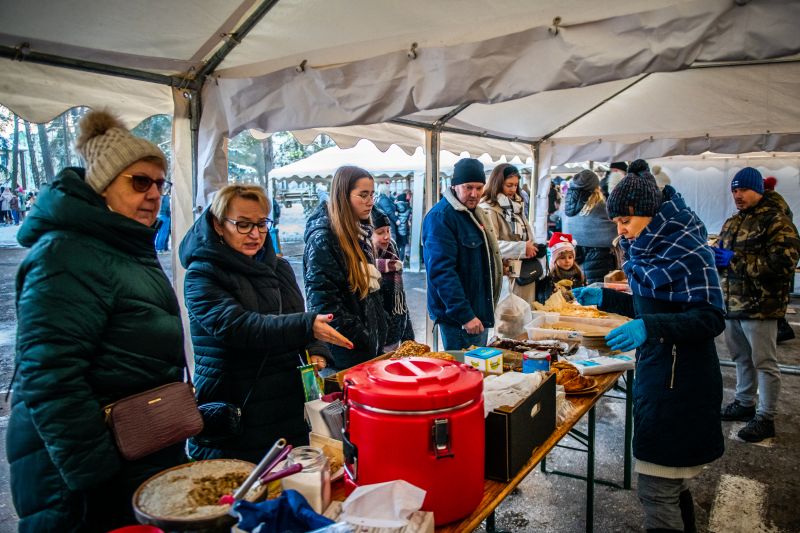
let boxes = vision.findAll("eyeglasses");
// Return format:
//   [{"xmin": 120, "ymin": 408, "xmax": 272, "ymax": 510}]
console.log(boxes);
[
  {"xmin": 224, "ymin": 218, "xmax": 273, "ymax": 234},
  {"xmin": 351, "ymin": 191, "xmax": 377, "ymax": 203},
  {"xmin": 121, "ymin": 174, "xmax": 172, "ymax": 194}
]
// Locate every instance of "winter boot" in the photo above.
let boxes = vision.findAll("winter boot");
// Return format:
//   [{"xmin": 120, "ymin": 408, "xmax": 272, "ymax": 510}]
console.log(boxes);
[
  {"xmin": 738, "ymin": 415, "xmax": 775, "ymax": 442},
  {"xmin": 720, "ymin": 400, "xmax": 756, "ymax": 421}
]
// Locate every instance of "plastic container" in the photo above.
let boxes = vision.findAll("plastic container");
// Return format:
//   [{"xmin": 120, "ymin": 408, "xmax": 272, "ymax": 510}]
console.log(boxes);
[
  {"xmin": 342, "ymin": 357, "xmax": 484, "ymax": 525},
  {"xmin": 525, "ymin": 315, "xmax": 583, "ymax": 341},
  {"xmin": 531, "ymin": 310, "xmax": 559, "ymax": 324},
  {"xmin": 281, "ymin": 446, "xmax": 331, "ymax": 513}
]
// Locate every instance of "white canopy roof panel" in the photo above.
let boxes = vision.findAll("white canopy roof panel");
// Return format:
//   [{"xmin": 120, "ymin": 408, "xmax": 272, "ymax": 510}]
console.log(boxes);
[
  {"xmin": 268, "ymin": 139, "xmax": 519, "ymax": 180},
  {"xmin": 0, "ymin": 58, "xmax": 174, "ymax": 125}
]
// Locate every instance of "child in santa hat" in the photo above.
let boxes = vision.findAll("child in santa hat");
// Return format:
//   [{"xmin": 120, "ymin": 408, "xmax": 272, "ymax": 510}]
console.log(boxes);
[{"xmin": 538, "ymin": 232, "xmax": 585, "ymax": 301}]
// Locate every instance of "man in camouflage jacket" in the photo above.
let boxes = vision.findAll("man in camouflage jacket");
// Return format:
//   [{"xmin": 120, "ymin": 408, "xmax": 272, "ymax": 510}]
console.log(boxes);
[{"xmin": 714, "ymin": 167, "xmax": 800, "ymax": 442}]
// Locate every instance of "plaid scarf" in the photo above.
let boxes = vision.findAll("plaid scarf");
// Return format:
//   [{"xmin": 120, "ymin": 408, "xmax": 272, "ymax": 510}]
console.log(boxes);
[
  {"xmin": 375, "ymin": 241, "xmax": 407, "ymax": 315},
  {"xmin": 620, "ymin": 186, "xmax": 724, "ymax": 310},
  {"xmin": 358, "ymin": 222, "xmax": 376, "ymax": 263}
]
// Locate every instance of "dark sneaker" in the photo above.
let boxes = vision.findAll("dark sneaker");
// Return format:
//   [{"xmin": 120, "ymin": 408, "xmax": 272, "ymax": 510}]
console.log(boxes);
[
  {"xmin": 738, "ymin": 416, "xmax": 775, "ymax": 443},
  {"xmin": 720, "ymin": 400, "xmax": 756, "ymax": 421}
]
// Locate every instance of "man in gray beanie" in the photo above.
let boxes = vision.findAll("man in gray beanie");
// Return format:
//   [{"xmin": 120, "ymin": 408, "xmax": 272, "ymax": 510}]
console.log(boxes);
[
  {"xmin": 422, "ymin": 158, "xmax": 503, "ymax": 349},
  {"xmin": 562, "ymin": 168, "xmax": 618, "ymax": 283}
]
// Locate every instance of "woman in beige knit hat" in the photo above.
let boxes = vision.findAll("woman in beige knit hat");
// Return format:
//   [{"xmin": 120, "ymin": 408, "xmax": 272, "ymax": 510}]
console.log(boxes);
[{"xmin": 8, "ymin": 109, "xmax": 187, "ymax": 531}]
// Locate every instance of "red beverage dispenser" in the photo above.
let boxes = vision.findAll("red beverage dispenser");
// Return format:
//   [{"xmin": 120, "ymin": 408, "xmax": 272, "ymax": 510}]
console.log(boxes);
[{"xmin": 342, "ymin": 357, "xmax": 485, "ymax": 525}]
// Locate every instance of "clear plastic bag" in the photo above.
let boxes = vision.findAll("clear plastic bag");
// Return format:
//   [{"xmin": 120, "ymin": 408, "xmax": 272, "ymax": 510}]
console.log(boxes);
[{"xmin": 494, "ymin": 289, "xmax": 532, "ymax": 339}]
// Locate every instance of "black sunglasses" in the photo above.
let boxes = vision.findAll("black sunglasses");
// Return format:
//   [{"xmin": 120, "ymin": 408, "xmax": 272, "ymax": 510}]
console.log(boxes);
[
  {"xmin": 120, "ymin": 174, "xmax": 172, "ymax": 194},
  {"xmin": 224, "ymin": 218, "xmax": 273, "ymax": 234}
]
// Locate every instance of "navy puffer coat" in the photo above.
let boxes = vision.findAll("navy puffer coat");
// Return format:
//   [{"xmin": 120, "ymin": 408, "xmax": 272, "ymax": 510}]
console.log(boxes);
[
  {"xmin": 601, "ymin": 289, "xmax": 725, "ymax": 467},
  {"xmin": 180, "ymin": 208, "xmax": 330, "ymax": 462}
]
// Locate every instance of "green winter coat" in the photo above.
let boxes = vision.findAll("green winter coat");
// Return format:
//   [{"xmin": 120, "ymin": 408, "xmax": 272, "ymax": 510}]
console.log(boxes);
[
  {"xmin": 718, "ymin": 192, "xmax": 800, "ymax": 319},
  {"xmin": 8, "ymin": 168, "xmax": 187, "ymax": 532}
]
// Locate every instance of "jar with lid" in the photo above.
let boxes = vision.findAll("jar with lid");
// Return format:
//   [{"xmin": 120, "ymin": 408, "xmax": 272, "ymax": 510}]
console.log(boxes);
[{"xmin": 280, "ymin": 446, "xmax": 331, "ymax": 513}]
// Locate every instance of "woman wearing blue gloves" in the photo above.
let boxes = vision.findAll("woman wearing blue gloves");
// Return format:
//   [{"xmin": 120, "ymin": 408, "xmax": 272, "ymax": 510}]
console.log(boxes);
[{"xmin": 573, "ymin": 160, "xmax": 725, "ymax": 533}]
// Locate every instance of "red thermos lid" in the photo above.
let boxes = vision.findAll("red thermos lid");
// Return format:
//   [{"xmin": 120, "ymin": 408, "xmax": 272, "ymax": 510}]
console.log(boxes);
[{"xmin": 343, "ymin": 357, "xmax": 483, "ymax": 411}]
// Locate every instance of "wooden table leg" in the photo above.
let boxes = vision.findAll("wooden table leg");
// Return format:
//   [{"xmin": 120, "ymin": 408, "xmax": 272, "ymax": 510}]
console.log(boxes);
[
  {"xmin": 486, "ymin": 509, "xmax": 511, "ymax": 533},
  {"xmin": 624, "ymin": 369, "xmax": 634, "ymax": 490}
]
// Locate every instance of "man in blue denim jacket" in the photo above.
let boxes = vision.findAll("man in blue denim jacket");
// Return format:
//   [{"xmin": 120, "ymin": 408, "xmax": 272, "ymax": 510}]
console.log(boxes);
[{"xmin": 422, "ymin": 158, "xmax": 503, "ymax": 349}]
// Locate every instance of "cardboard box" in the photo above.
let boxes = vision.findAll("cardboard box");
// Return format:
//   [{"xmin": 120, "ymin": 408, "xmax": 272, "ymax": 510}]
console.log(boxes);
[
  {"xmin": 485, "ymin": 372, "xmax": 556, "ymax": 481},
  {"xmin": 464, "ymin": 347, "xmax": 503, "ymax": 374}
]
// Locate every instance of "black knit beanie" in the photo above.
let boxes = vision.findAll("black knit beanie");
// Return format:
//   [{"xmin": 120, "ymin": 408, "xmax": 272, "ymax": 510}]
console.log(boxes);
[
  {"xmin": 606, "ymin": 160, "xmax": 661, "ymax": 219},
  {"xmin": 371, "ymin": 208, "xmax": 391, "ymax": 229}
]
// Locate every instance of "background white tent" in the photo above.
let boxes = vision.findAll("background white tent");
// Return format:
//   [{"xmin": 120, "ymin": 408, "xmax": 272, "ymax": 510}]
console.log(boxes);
[{"xmin": 649, "ymin": 153, "xmax": 800, "ymax": 234}]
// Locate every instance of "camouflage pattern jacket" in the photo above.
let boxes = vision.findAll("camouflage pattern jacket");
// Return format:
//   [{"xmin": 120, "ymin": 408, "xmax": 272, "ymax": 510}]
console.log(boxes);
[{"xmin": 718, "ymin": 193, "xmax": 800, "ymax": 319}]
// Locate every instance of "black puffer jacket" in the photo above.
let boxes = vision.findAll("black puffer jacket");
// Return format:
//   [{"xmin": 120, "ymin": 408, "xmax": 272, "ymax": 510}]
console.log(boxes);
[
  {"xmin": 180, "ymin": 209, "xmax": 330, "ymax": 462},
  {"xmin": 303, "ymin": 203, "xmax": 387, "ymax": 369},
  {"xmin": 601, "ymin": 290, "xmax": 725, "ymax": 467}
]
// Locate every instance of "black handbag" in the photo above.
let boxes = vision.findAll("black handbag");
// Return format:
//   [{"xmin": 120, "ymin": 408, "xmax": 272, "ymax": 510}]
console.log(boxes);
[
  {"xmin": 516, "ymin": 244, "xmax": 547, "ymax": 286},
  {"xmin": 194, "ymin": 354, "xmax": 269, "ymax": 446}
]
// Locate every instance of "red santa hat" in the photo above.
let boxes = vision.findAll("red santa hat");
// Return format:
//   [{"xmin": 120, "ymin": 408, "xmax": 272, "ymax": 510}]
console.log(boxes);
[{"xmin": 548, "ymin": 232, "xmax": 576, "ymax": 270}]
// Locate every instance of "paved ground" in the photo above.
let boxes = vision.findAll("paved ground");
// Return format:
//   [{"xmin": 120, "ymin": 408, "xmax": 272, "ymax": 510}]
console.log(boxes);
[{"xmin": 0, "ymin": 209, "xmax": 798, "ymax": 532}]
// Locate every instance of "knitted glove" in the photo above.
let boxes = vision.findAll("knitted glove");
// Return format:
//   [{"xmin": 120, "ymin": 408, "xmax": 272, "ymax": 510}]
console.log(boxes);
[
  {"xmin": 572, "ymin": 287, "xmax": 602, "ymax": 307},
  {"xmin": 605, "ymin": 319, "xmax": 647, "ymax": 352}
]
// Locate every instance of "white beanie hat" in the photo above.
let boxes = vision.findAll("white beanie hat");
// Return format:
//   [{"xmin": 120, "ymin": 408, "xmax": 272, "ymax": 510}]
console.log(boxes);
[{"xmin": 75, "ymin": 110, "xmax": 167, "ymax": 193}]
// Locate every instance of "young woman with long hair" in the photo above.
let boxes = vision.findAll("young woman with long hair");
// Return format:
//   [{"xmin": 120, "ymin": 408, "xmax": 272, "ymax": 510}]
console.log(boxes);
[
  {"xmin": 304, "ymin": 166, "xmax": 388, "ymax": 371},
  {"xmin": 479, "ymin": 163, "xmax": 542, "ymax": 302}
]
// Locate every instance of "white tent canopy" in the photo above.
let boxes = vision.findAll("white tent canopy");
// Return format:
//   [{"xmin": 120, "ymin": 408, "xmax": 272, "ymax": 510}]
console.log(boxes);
[
  {"xmin": 268, "ymin": 139, "xmax": 523, "ymax": 181},
  {"xmin": 2, "ymin": 0, "xmax": 799, "ymax": 205}
]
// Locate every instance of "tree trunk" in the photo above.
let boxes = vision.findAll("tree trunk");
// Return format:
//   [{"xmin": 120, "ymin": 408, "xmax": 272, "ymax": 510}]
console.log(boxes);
[
  {"xmin": 60, "ymin": 114, "xmax": 73, "ymax": 167},
  {"xmin": 11, "ymin": 115, "xmax": 20, "ymax": 190},
  {"xmin": 263, "ymin": 137, "xmax": 274, "ymax": 192},
  {"xmin": 18, "ymin": 148, "xmax": 27, "ymax": 190},
  {"xmin": 24, "ymin": 121, "xmax": 41, "ymax": 189},
  {"xmin": 37, "ymin": 123, "xmax": 55, "ymax": 183}
]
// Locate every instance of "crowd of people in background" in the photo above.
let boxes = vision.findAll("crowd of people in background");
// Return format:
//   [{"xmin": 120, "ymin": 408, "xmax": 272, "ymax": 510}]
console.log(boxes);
[
  {"xmin": 6, "ymin": 105, "xmax": 800, "ymax": 532},
  {"xmin": 0, "ymin": 186, "xmax": 36, "ymax": 226}
]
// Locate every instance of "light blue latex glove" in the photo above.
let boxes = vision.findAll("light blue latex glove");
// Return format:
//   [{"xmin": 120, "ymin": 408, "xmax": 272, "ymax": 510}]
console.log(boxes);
[
  {"xmin": 572, "ymin": 286, "xmax": 602, "ymax": 307},
  {"xmin": 605, "ymin": 319, "xmax": 647, "ymax": 352}
]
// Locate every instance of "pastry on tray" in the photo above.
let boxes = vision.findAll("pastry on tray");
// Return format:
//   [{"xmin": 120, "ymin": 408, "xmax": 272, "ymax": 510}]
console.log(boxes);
[{"xmin": 391, "ymin": 340, "xmax": 431, "ymax": 357}]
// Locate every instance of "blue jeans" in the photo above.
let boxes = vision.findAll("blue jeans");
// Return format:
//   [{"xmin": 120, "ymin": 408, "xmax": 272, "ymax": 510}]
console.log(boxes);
[{"xmin": 438, "ymin": 323, "xmax": 488, "ymax": 350}]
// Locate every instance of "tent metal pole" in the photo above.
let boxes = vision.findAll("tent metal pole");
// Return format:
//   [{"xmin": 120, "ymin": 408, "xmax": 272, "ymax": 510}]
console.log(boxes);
[
  {"xmin": 529, "ymin": 142, "xmax": 540, "ymax": 228},
  {"xmin": 0, "ymin": 45, "xmax": 186, "ymax": 88},
  {"xmin": 390, "ymin": 118, "xmax": 536, "ymax": 146},
  {"xmin": 194, "ymin": 0, "xmax": 282, "ymax": 81},
  {"xmin": 422, "ymin": 128, "xmax": 441, "ymax": 348},
  {"xmin": 433, "ymin": 103, "xmax": 471, "ymax": 127},
  {"xmin": 539, "ymin": 74, "xmax": 651, "ymax": 142},
  {"xmin": 189, "ymin": 90, "xmax": 202, "ymax": 213}
]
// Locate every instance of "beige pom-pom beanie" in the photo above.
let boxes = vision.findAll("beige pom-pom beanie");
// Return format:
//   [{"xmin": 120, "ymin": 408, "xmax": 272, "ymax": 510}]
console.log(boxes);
[{"xmin": 75, "ymin": 110, "xmax": 167, "ymax": 193}]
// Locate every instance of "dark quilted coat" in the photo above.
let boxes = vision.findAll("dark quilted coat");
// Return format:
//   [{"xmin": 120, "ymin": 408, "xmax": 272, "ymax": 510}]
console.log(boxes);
[
  {"xmin": 180, "ymin": 208, "xmax": 330, "ymax": 462},
  {"xmin": 8, "ymin": 168, "xmax": 186, "ymax": 532},
  {"xmin": 601, "ymin": 289, "xmax": 725, "ymax": 467},
  {"xmin": 303, "ymin": 203, "xmax": 387, "ymax": 370}
]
